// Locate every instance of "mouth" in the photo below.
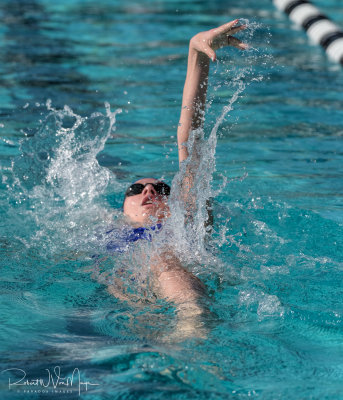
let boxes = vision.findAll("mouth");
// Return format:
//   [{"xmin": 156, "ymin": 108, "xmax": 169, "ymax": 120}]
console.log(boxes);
[{"xmin": 141, "ymin": 196, "xmax": 155, "ymax": 206}]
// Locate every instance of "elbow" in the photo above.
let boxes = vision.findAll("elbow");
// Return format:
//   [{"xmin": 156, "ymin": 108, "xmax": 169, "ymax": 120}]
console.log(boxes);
[{"xmin": 158, "ymin": 268, "xmax": 207, "ymax": 304}]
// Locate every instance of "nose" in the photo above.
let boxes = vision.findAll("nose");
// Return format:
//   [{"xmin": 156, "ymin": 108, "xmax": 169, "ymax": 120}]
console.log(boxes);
[{"xmin": 142, "ymin": 183, "xmax": 157, "ymax": 197}]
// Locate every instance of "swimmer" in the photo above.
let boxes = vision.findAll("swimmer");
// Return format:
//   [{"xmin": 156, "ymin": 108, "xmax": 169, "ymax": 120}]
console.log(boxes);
[{"xmin": 107, "ymin": 20, "xmax": 248, "ymax": 325}]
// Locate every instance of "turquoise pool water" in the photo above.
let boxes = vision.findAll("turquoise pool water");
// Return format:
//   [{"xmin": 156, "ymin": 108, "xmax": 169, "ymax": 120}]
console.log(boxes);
[{"xmin": 1, "ymin": 0, "xmax": 343, "ymax": 399}]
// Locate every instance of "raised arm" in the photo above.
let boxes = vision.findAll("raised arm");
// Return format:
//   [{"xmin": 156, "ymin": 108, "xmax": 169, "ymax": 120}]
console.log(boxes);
[{"xmin": 177, "ymin": 19, "xmax": 248, "ymax": 165}]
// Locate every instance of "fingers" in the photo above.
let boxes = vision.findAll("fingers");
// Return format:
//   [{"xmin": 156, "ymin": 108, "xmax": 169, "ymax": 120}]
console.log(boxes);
[
  {"xmin": 205, "ymin": 47, "xmax": 216, "ymax": 62},
  {"xmin": 214, "ymin": 19, "xmax": 240, "ymax": 35},
  {"xmin": 227, "ymin": 36, "xmax": 249, "ymax": 50},
  {"xmin": 191, "ymin": 19, "xmax": 248, "ymax": 61},
  {"xmin": 228, "ymin": 24, "xmax": 246, "ymax": 35}
]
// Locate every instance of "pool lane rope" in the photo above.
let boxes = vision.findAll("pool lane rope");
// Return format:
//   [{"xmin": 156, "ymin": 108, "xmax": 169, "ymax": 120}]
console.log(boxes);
[{"xmin": 273, "ymin": 0, "xmax": 343, "ymax": 65}]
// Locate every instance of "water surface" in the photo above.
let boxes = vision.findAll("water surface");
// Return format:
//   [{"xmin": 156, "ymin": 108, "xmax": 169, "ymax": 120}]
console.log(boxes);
[{"xmin": 0, "ymin": 1, "xmax": 343, "ymax": 399}]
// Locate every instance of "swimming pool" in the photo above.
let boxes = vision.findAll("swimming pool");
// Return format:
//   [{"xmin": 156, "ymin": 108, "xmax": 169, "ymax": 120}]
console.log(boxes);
[{"xmin": 0, "ymin": 0, "xmax": 343, "ymax": 399}]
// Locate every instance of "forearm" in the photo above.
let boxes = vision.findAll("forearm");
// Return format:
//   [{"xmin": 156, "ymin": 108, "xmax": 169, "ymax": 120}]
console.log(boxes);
[
  {"xmin": 177, "ymin": 45, "xmax": 210, "ymax": 164},
  {"xmin": 176, "ymin": 20, "xmax": 246, "ymax": 166}
]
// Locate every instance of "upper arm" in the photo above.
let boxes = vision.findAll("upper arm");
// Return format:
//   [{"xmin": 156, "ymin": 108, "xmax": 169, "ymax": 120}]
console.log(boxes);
[{"xmin": 151, "ymin": 250, "xmax": 207, "ymax": 303}]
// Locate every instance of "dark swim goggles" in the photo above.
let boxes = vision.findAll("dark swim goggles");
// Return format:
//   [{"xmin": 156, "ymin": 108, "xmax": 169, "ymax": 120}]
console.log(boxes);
[{"xmin": 125, "ymin": 182, "xmax": 171, "ymax": 198}]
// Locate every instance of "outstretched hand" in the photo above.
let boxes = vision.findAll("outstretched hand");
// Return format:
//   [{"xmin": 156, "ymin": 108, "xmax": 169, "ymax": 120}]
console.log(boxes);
[
  {"xmin": 190, "ymin": 19, "xmax": 248, "ymax": 62},
  {"xmin": 177, "ymin": 19, "xmax": 248, "ymax": 165}
]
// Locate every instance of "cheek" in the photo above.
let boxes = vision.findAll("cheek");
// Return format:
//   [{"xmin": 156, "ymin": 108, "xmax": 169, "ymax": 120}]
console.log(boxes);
[
  {"xmin": 160, "ymin": 196, "xmax": 169, "ymax": 205},
  {"xmin": 156, "ymin": 197, "xmax": 169, "ymax": 211},
  {"xmin": 124, "ymin": 197, "xmax": 140, "ymax": 214}
]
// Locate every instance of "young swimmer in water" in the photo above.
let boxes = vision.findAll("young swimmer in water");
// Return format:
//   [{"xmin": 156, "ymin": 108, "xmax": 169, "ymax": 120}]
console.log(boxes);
[{"xmin": 108, "ymin": 20, "xmax": 248, "ymax": 315}]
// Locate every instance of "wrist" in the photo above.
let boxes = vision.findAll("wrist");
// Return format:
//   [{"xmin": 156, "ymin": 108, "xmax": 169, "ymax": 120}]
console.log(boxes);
[{"xmin": 188, "ymin": 44, "xmax": 209, "ymax": 68}]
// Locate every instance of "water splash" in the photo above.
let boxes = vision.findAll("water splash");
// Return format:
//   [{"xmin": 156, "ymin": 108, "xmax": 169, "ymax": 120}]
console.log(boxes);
[
  {"xmin": 5, "ymin": 102, "xmax": 122, "ymax": 256},
  {"xmin": 165, "ymin": 20, "xmax": 271, "ymax": 276},
  {"xmin": 2, "ymin": 21, "xmax": 273, "ymax": 317}
]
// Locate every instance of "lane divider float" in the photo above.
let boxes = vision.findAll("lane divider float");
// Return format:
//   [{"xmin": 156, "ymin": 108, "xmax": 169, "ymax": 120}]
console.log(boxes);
[{"xmin": 273, "ymin": 0, "xmax": 343, "ymax": 65}]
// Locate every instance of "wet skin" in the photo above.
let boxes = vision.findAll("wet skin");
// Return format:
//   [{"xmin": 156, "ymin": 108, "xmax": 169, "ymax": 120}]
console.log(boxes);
[{"xmin": 123, "ymin": 178, "xmax": 170, "ymax": 226}]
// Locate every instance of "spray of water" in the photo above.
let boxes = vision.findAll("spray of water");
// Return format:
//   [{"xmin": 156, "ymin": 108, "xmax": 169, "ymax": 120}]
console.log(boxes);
[
  {"xmin": 2, "ymin": 20, "xmax": 282, "ymax": 323},
  {"xmin": 6, "ymin": 101, "xmax": 122, "ymax": 256},
  {"xmin": 164, "ymin": 21, "xmax": 272, "ymax": 273}
]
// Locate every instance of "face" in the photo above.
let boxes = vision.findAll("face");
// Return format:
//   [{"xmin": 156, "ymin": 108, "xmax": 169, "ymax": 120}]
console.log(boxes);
[{"xmin": 123, "ymin": 178, "xmax": 170, "ymax": 225}]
